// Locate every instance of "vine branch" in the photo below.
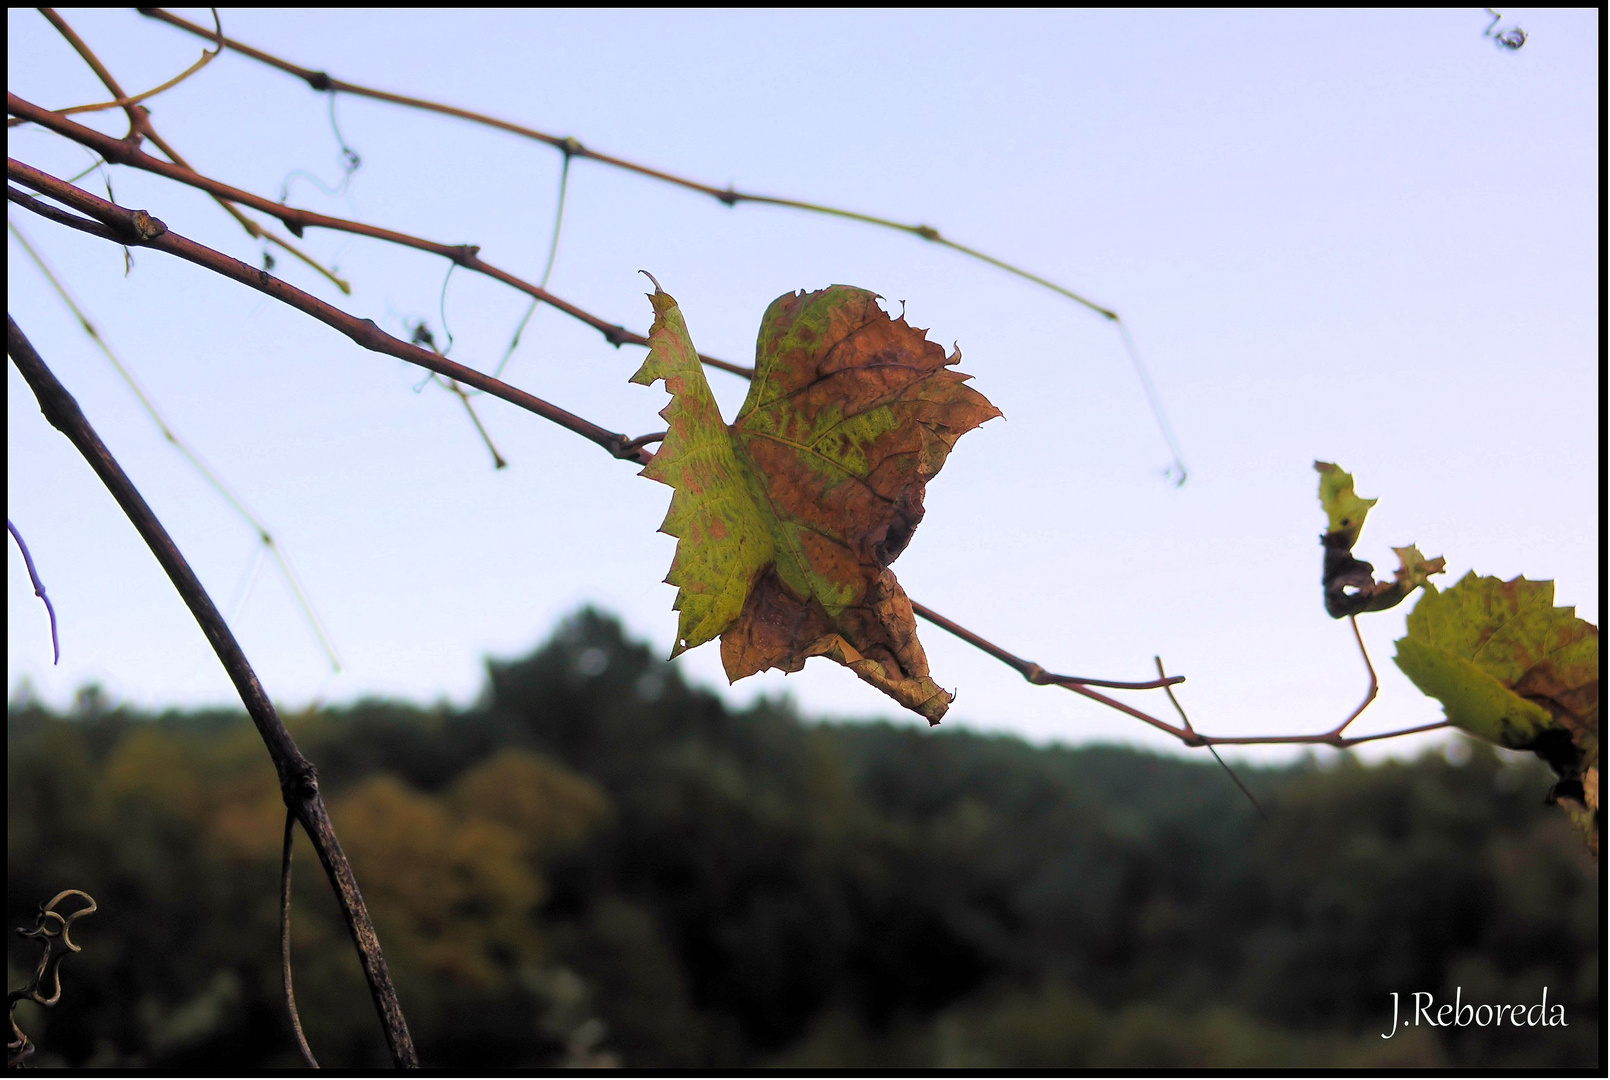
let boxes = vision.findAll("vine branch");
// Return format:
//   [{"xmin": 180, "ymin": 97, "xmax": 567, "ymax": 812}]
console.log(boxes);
[
  {"xmin": 913, "ymin": 600, "xmax": 1444, "ymax": 749},
  {"xmin": 7, "ymin": 159, "xmax": 649, "ymax": 463},
  {"xmin": 46, "ymin": 7, "xmax": 222, "ymax": 119},
  {"xmin": 32, "ymin": 9, "xmax": 350, "ymax": 292},
  {"xmin": 7, "ymin": 156, "xmax": 1446, "ymax": 753},
  {"xmin": 8, "ymin": 93, "xmax": 750, "ymax": 376},
  {"xmin": 128, "ymin": 10, "xmax": 1106, "ymax": 320},
  {"xmin": 7, "ymin": 315, "xmax": 419, "ymax": 1069},
  {"xmin": 9, "ymin": 218, "xmax": 341, "ymax": 670},
  {"xmin": 132, "ymin": 5, "xmax": 1191, "ymax": 476},
  {"xmin": 133, "ymin": 6, "xmax": 1185, "ymax": 479}
]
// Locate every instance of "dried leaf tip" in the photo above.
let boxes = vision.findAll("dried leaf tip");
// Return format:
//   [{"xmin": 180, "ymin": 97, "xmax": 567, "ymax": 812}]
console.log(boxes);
[{"xmin": 1316, "ymin": 462, "xmax": 1443, "ymax": 619}]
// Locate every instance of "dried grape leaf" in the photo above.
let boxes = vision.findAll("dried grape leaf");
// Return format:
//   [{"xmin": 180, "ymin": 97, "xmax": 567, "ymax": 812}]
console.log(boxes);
[
  {"xmin": 1394, "ymin": 572, "xmax": 1599, "ymax": 851},
  {"xmin": 1314, "ymin": 462, "xmax": 1444, "ymax": 617},
  {"xmin": 632, "ymin": 281, "xmax": 1000, "ymax": 723}
]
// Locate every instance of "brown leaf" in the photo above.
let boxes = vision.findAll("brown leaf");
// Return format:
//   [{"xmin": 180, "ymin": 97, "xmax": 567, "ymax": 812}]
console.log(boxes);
[
  {"xmin": 633, "ymin": 284, "xmax": 999, "ymax": 723},
  {"xmin": 717, "ymin": 287, "xmax": 999, "ymax": 723}
]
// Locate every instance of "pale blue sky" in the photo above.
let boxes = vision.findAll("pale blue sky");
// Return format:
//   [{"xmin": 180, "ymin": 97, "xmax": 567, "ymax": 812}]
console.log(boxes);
[{"xmin": 8, "ymin": 9, "xmax": 1599, "ymax": 761}]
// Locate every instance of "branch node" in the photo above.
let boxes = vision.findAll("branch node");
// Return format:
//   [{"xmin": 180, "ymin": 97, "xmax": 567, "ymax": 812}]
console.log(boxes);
[
  {"xmin": 717, "ymin": 186, "xmax": 740, "ymax": 207},
  {"xmin": 280, "ymin": 759, "xmax": 320, "ymax": 806},
  {"xmin": 914, "ymin": 224, "xmax": 941, "ymax": 241},
  {"xmin": 609, "ymin": 434, "xmax": 649, "ymax": 462},
  {"xmin": 602, "ymin": 325, "xmax": 631, "ymax": 347},
  {"xmin": 559, "ymin": 135, "xmax": 584, "ymax": 157},
  {"xmin": 451, "ymin": 244, "xmax": 481, "ymax": 264},
  {"xmin": 305, "ymin": 70, "xmax": 334, "ymax": 92},
  {"xmin": 622, "ymin": 431, "xmax": 666, "ymax": 452}
]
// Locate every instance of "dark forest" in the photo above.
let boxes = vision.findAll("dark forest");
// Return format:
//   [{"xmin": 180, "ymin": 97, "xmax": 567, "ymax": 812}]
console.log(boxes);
[{"xmin": 8, "ymin": 609, "xmax": 1597, "ymax": 1068}]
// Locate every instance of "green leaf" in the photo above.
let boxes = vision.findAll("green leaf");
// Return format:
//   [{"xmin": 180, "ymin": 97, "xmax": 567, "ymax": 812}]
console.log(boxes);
[
  {"xmin": 1394, "ymin": 572, "xmax": 1599, "ymax": 752},
  {"xmin": 630, "ymin": 285, "xmax": 774, "ymax": 657},
  {"xmin": 1314, "ymin": 461, "xmax": 1376, "ymax": 546},
  {"xmin": 632, "ymin": 281, "xmax": 999, "ymax": 723}
]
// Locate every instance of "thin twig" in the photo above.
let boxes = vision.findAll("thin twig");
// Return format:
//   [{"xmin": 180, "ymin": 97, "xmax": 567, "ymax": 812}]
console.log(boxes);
[
  {"xmin": 1191, "ymin": 719, "xmax": 1452, "ymax": 749},
  {"xmin": 131, "ymin": 7, "xmax": 1186, "ymax": 476},
  {"xmin": 911, "ymin": 601, "xmax": 1186, "ymax": 691},
  {"xmin": 408, "ymin": 304, "xmax": 508, "ymax": 468},
  {"xmin": 36, "ymin": 8, "xmax": 351, "ymax": 292},
  {"xmin": 9, "ymin": 162, "xmax": 1449, "ymax": 754},
  {"xmin": 492, "ymin": 151, "xmax": 572, "ymax": 382},
  {"xmin": 1328, "ymin": 614, "xmax": 1378, "ymax": 738},
  {"xmin": 33, "ymin": 14, "xmax": 1185, "ymax": 472},
  {"xmin": 1157, "ymin": 656, "xmax": 1265, "ymax": 819},
  {"xmin": 1206, "ymin": 745, "xmax": 1265, "ymax": 817},
  {"xmin": 9, "ymin": 218, "xmax": 342, "ymax": 670},
  {"xmin": 227, "ymin": 540, "xmax": 268, "ymax": 623},
  {"xmin": 7, "ymin": 315, "xmax": 418, "ymax": 1069},
  {"xmin": 7, "ymin": 519, "xmax": 60, "ymax": 664},
  {"xmin": 915, "ymin": 595, "xmax": 1447, "ymax": 749},
  {"xmin": 278, "ymin": 91, "xmax": 363, "ymax": 202},
  {"xmin": 34, "ymin": 8, "xmax": 144, "ymax": 137},
  {"xmin": 8, "ymin": 93, "xmax": 751, "ymax": 376},
  {"xmin": 1116, "ymin": 321, "xmax": 1187, "ymax": 485},
  {"xmin": 125, "ymin": 9, "xmax": 1119, "ymax": 321},
  {"xmin": 48, "ymin": 7, "xmax": 223, "ymax": 119},
  {"xmin": 281, "ymin": 810, "xmax": 319, "ymax": 1068},
  {"xmin": 448, "ymin": 380, "xmax": 507, "ymax": 468},
  {"xmin": 7, "ymin": 160, "xmax": 650, "ymax": 464}
]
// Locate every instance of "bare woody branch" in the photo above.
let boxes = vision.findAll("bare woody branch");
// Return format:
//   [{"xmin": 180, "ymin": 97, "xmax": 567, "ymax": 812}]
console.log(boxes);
[
  {"xmin": 133, "ymin": 7, "xmax": 1119, "ymax": 320},
  {"xmin": 35, "ymin": 8, "xmax": 145, "ymax": 137},
  {"xmin": 8, "ymin": 158, "xmax": 651, "ymax": 463},
  {"xmin": 920, "ymin": 602, "xmax": 1446, "ymax": 749},
  {"xmin": 8, "ymin": 92, "xmax": 752, "ymax": 377},
  {"xmin": 130, "ymin": 5, "xmax": 1188, "ymax": 480},
  {"xmin": 36, "ymin": 7, "xmax": 351, "ymax": 292},
  {"xmin": 7, "ymin": 314, "xmax": 419, "ymax": 1069},
  {"xmin": 10, "ymin": 218, "xmax": 342, "ymax": 671},
  {"xmin": 45, "ymin": 6, "xmax": 222, "ymax": 120},
  {"xmin": 9, "ymin": 160, "xmax": 1443, "ymax": 752},
  {"xmin": 911, "ymin": 602, "xmax": 1184, "ymax": 692}
]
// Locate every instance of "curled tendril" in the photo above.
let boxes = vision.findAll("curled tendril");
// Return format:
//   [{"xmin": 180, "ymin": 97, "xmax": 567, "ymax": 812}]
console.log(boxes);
[
  {"xmin": 1484, "ymin": 8, "xmax": 1527, "ymax": 50},
  {"xmin": 277, "ymin": 92, "xmax": 364, "ymax": 203},
  {"xmin": 8, "ymin": 890, "xmax": 98, "ymax": 1067}
]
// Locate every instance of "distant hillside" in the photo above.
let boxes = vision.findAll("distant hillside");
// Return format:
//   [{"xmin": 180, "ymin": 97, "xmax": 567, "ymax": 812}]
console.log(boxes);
[{"xmin": 8, "ymin": 608, "xmax": 1597, "ymax": 1069}]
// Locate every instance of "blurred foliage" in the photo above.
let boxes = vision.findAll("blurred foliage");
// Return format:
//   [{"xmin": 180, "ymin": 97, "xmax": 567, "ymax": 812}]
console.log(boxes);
[{"xmin": 8, "ymin": 609, "xmax": 1598, "ymax": 1068}]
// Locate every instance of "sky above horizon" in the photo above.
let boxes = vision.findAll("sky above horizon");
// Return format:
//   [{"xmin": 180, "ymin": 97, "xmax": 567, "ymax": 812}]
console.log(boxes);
[{"xmin": 8, "ymin": 9, "xmax": 1600, "ymax": 763}]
